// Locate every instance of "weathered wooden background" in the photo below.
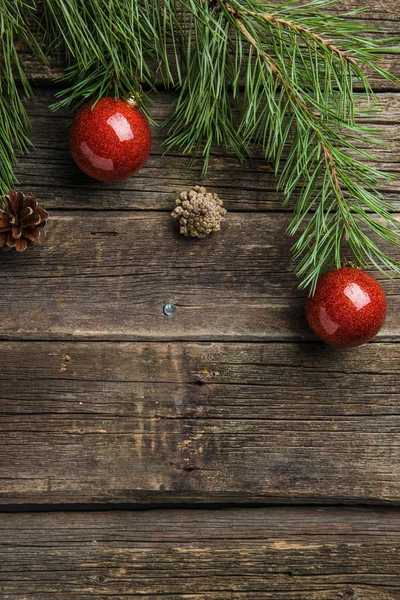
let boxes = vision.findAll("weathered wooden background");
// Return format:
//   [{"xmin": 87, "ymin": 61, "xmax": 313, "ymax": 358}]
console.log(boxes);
[{"xmin": 1, "ymin": 1, "xmax": 400, "ymax": 597}]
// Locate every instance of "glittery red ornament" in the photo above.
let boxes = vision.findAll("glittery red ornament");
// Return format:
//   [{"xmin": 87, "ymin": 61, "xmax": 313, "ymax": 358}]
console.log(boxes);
[
  {"xmin": 69, "ymin": 97, "xmax": 152, "ymax": 182},
  {"xmin": 305, "ymin": 267, "xmax": 387, "ymax": 348}
]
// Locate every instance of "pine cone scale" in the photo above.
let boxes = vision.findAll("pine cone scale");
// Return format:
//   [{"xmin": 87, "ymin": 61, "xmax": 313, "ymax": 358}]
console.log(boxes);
[
  {"xmin": 11, "ymin": 226, "xmax": 22, "ymax": 239},
  {"xmin": 0, "ymin": 214, "xmax": 16, "ymax": 226},
  {"xmin": 34, "ymin": 208, "xmax": 48, "ymax": 222},
  {"xmin": 19, "ymin": 207, "xmax": 33, "ymax": 221},
  {"xmin": 5, "ymin": 191, "xmax": 23, "ymax": 215},
  {"xmin": 23, "ymin": 226, "xmax": 44, "ymax": 240},
  {"xmin": 23, "ymin": 214, "xmax": 42, "ymax": 228},
  {"xmin": 23, "ymin": 196, "xmax": 37, "ymax": 210},
  {"xmin": 6, "ymin": 233, "xmax": 17, "ymax": 248},
  {"xmin": 15, "ymin": 238, "xmax": 28, "ymax": 253}
]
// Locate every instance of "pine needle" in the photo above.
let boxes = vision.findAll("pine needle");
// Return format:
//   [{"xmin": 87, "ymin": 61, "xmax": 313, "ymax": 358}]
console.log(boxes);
[{"xmin": 0, "ymin": 0, "xmax": 45, "ymax": 196}]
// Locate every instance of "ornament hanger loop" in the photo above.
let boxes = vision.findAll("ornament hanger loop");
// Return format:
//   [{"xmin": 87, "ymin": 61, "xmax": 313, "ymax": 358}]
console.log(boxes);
[{"xmin": 124, "ymin": 91, "xmax": 142, "ymax": 108}]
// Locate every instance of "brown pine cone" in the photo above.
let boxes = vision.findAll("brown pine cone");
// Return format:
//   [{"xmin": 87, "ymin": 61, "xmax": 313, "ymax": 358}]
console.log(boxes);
[
  {"xmin": 172, "ymin": 185, "xmax": 227, "ymax": 238},
  {"xmin": 0, "ymin": 191, "xmax": 48, "ymax": 252}
]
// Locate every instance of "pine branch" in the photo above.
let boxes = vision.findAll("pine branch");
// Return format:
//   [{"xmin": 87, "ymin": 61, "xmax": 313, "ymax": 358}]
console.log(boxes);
[
  {"xmin": 250, "ymin": 12, "xmax": 358, "ymax": 66},
  {"xmin": 0, "ymin": 0, "xmax": 45, "ymax": 197},
  {"xmin": 214, "ymin": 0, "xmax": 400, "ymax": 291},
  {"xmin": 43, "ymin": 0, "xmax": 179, "ymax": 114}
]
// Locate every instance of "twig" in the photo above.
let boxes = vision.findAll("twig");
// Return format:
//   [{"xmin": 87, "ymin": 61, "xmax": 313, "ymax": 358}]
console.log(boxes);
[
  {"xmin": 224, "ymin": 2, "xmax": 347, "ymax": 198},
  {"xmin": 247, "ymin": 11, "xmax": 358, "ymax": 66}
]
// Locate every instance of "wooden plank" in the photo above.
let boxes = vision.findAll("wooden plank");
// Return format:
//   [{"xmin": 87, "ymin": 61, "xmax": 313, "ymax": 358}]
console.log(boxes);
[
  {"xmin": 1, "ymin": 340, "xmax": 400, "ymax": 504},
  {"xmin": 335, "ymin": 0, "xmax": 400, "ymax": 19},
  {"xmin": 14, "ymin": 89, "xmax": 400, "ymax": 212},
  {"xmin": 0, "ymin": 211, "xmax": 399, "ymax": 341},
  {"xmin": 1, "ymin": 507, "xmax": 400, "ymax": 598}
]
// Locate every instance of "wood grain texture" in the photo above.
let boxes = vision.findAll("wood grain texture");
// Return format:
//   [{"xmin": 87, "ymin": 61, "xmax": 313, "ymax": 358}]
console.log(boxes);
[
  {"xmin": 1, "ymin": 211, "xmax": 303, "ymax": 341},
  {"xmin": 1, "ymin": 340, "xmax": 400, "ymax": 504},
  {"xmin": 334, "ymin": 0, "xmax": 400, "ymax": 19},
  {"xmin": 1, "ymin": 507, "xmax": 400, "ymax": 598},
  {"xmin": 0, "ymin": 211, "xmax": 399, "ymax": 341},
  {"xmin": 14, "ymin": 90, "xmax": 400, "ymax": 211}
]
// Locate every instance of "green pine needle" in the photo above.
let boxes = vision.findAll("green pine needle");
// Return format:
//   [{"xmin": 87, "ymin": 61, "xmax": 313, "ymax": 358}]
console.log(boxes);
[{"xmin": 0, "ymin": 0, "xmax": 45, "ymax": 197}]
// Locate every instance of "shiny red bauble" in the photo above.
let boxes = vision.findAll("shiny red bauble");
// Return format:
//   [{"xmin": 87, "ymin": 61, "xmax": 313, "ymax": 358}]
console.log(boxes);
[
  {"xmin": 69, "ymin": 97, "xmax": 152, "ymax": 182},
  {"xmin": 305, "ymin": 267, "xmax": 387, "ymax": 348}
]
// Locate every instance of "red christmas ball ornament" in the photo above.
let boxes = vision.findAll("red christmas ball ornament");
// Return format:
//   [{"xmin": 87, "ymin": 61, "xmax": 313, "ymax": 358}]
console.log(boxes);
[
  {"xmin": 69, "ymin": 96, "xmax": 152, "ymax": 182},
  {"xmin": 305, "ymin": 267, "xmax": 387, "ymax": 348}
]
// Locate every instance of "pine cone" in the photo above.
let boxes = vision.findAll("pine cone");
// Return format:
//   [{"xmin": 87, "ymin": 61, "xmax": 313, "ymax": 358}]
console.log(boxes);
[
  {"xmin": 172, "ymin": 185, "xmax": 227, "ymax": 238},
  {"xmin": 0, "ymin": 191, "xmax": 48, "ymax": 252}
]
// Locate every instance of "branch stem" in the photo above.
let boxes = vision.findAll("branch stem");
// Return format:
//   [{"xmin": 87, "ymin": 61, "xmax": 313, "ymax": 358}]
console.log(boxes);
[
  {"xmin": 244, "ymin": 10, "xmax": 358, "ymax": 66},
  {"xmin": 223, "ymin": 0, "xmax": 350, "ymax": 214}
]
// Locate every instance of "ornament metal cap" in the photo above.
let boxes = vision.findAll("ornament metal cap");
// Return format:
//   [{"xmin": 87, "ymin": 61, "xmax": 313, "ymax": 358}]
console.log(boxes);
[{"xmin": 123, "ymin": 92, "xmax": 142, "ymax": 108}]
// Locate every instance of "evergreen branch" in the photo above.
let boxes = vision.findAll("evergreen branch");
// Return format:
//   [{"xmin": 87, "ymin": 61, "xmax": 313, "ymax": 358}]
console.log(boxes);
[
  {"xmin": 43, "ymin": 0, "xmax": 179, "ymax": 113},
  {"xmin": 0, "ymin": 0, "xmax": 45, "ymax": 197},
  {"xmin": 216, "ymin": 0, "xmax": 400, "ymax": 291},
  {"xmin": 248, "ymin": 12, "xmax": 358, "ymax": 66}
]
